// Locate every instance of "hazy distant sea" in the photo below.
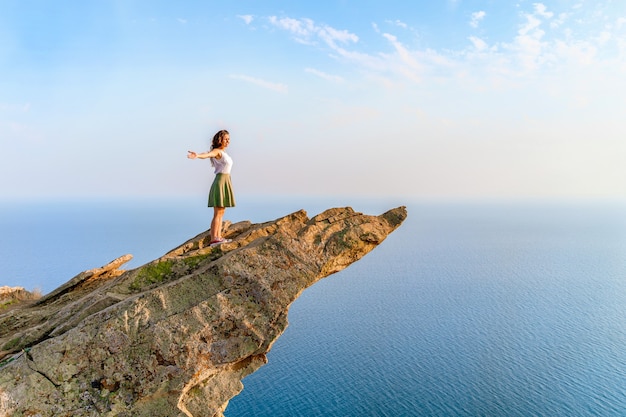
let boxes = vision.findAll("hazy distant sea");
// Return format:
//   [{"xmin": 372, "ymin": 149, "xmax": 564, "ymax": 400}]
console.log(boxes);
[{"xmin": 1, "ymin": 197, "xmax": 625, "ymax": 416}]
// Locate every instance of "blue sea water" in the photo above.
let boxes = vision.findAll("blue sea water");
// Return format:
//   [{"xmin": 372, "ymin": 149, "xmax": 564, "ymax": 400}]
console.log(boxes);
[{"xmin": 1, "ymin": 197, "xmax": 625, "ymax": 416}]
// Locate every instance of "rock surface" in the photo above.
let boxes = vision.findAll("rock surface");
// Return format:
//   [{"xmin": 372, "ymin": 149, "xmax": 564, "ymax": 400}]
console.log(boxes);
[{"xmin": 0, "ymin": 206, "xmax": 407, "ymax": 417}]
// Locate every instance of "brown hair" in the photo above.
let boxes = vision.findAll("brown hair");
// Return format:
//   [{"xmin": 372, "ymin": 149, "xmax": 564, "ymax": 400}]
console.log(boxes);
[{"xmin": 211, "ymin": 130, "xmax": 230, "ymax": 150}]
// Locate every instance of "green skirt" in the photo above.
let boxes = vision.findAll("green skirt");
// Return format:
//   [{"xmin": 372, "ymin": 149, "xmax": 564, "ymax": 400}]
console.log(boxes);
[{"xmin": 208, "ymin": 173, "xmax": 236, "ymax": 207}]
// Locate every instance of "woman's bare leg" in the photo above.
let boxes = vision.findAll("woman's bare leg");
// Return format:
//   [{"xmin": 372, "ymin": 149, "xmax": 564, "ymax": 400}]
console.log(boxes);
[{"xmin": 210, "ymin": 206, "xmax": 226, "ymax": 241}]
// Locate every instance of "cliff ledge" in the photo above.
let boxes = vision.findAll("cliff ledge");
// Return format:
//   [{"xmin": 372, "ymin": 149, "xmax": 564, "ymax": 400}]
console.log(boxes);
[{"xmin": 0, "ymin": 206, "xmax": 406, "ymax": 417}]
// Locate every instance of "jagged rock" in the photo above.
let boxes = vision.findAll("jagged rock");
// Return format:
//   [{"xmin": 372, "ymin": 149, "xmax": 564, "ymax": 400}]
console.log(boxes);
[
  {"xmin": 0, "ymin": 206, "xmax": 407, "ymax": 417},
  {"xmin": 0, "ymin": 286, "xmax": 36, "ymax": 304},
  {"xmin": 0, "ymin": 286, "xmax": 40, "ymax": 314}
]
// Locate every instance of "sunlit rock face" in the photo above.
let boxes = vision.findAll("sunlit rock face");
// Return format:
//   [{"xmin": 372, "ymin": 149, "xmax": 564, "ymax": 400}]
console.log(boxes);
[{"xmin": 0, "ymin": 206, "xmax": 406, "ymax": 417}]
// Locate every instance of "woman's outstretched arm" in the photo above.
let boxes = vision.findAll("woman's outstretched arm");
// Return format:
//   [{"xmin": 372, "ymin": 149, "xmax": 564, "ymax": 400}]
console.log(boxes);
[{"xmin": 187, "ymin": 149, "xmax": 222, "ymax": 159}]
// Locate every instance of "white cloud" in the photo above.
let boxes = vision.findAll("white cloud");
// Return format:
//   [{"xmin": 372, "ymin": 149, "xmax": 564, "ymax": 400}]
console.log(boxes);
[
  {"xmin": 470, "ymin": 11, "xmax": 486, "ymax": 28},
  {"xmin": 305, "ymin": 68, "xmax": 344, "ymax": 83},
  {"xmin": 553, "ymin": 39, "xmax": 597, "ymax": 65},
  {"xmin": 383, "ymin": 33, "xmax": 421, "ymax": 70},
  {"xmin": 268, "ymin": 16, "xmax": 315, "ymax": 37},
  {"xmin": 533, "ymin": 3, "xmax": 554, "ymax": 19},
  {"xmin": 260, "ymin": 3, "xmax": 625, "ymax": 89},
  {"xmin": 268, "ymin": 16, "xmax": 358, "ymax": 50},
  {"xmin": 228, "ymin": 74, "xmax": 288, "ymax": 93},
  {"xmin": 386, "ymin": 19, "xmax": 408, "ymax": 29},
  {"xmin": 318, "ymin": 26, "xmax": 358, "ymax": 48},
  {"xmin": 550, "ymin": 12, "xmax": 569, "ymax": 29},
  {"xmin": 177, "ymin": 18, "xmax": 187, "ymax": 24},
  {"xmin": 238, "ymin": 15, "xmax": 254, "ymax": 25},
  {"xmin": 469, "ymin": 36, "xmax": 488, "ymax": 51},
  {"xmin": 518, "ymin": 13, "xmax": 543, "ymax": 36},
  {"xmin": 501, "ymin": 7, "xmax": 552, "ymax": 73}
]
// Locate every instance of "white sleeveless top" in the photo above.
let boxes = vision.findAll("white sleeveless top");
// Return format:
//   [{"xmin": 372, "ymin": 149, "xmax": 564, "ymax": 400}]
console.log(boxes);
[{"xmin": 211, "ymin": 150, "xmax": 233, "ymax": 174}]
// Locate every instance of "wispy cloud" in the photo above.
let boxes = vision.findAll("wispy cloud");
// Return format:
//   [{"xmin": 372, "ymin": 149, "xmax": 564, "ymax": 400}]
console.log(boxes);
[
  {"xmin": 269, "ymin": 16, "xmax": 314, "ymax": 37},
  {"xmin": 495, "ymin": 3, "xmax": 561, "ymax": 73},
  {"xmin": 550, "ymin": 12, "xmax": 569, "ymax": 29},
  {"xmin": 229, "ymin": 74, "xmax": 288, "ymax": 93},
  {"xmin": 470, "ymin": 11, "xmax": 486, "ymax": 28},
  {"xmin": 386, "ymin": 19, "xmax": 408, "ymax": 29},
  {"xmin": 382, "ymin": 33, "xmax": 424, "ymax": 82},
  {"xmin": 254, "ymin": 3, "xmax": 626, "ymax": 88},
  {"xmin": 469, "ymin": 36, "xmax": 489, "ymax": 51},
  {"xmin": 238, "ymin": 15, "xmax": 254, "ymax": 25},
  {"xmin": 177, "ymin": 18, "xmax": 187, "ymax": 24},
  {"xmin": 305, "ymin": 68, "xmax": 344, "ymax": 83},
  {"xmin": 533, "ymin": 3, "xmax": 554, "ymax": 19},
  {"xmin": 268, "ymin": 16, "xmax": 358, "ymax": 50}
]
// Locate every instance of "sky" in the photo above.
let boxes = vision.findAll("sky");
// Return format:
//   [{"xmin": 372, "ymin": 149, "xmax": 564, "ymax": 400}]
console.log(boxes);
[{"xmin": 1, "ymin": 0, "xmax": 625, "ymax": 201}]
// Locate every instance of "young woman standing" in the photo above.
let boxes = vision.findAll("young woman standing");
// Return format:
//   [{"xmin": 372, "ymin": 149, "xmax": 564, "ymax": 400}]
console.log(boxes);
[{"xmin": 187, "ymin": 129, "xmax": 235, "ymax": 246}]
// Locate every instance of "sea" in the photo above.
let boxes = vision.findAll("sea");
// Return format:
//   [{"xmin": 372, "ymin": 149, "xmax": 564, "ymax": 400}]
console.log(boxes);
[{"xmin": 1, "ymin": 196, "xmax": 625, "ymax": 417}]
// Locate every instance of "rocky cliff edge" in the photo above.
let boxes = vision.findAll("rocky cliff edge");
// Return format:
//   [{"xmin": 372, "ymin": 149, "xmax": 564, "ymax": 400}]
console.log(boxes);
[{"xmin": 0, "ymin": 206, "xmax": 407, "ymax": 417}]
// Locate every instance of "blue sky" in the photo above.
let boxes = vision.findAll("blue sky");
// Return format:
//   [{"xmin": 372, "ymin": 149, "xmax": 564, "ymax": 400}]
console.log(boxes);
[{"xmin": 1, "ymin": 0, "xmax": 625, "ymax": 200}]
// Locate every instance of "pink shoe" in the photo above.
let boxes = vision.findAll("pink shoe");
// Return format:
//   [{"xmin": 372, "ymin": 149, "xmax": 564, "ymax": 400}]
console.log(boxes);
[{"xmin": 209, "ymin": 238, "xmax": 231, "ymax": 246}]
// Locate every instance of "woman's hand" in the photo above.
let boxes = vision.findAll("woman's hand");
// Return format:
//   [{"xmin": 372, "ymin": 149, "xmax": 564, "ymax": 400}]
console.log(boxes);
[{"xmin": 187, "ymin": 151, "xmax": 197, "ymax": 159}]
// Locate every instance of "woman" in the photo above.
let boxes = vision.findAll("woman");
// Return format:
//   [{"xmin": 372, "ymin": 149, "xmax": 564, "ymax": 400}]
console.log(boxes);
[{"xmin": 187, "ymin": 129, "xmax": 235, "ymax": 246}]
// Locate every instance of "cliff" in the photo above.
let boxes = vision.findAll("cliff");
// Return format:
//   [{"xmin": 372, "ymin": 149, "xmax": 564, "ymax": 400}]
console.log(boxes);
[{"xmin": 0, "ymin": 206, "xmax": 407, "ymax": 417}]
